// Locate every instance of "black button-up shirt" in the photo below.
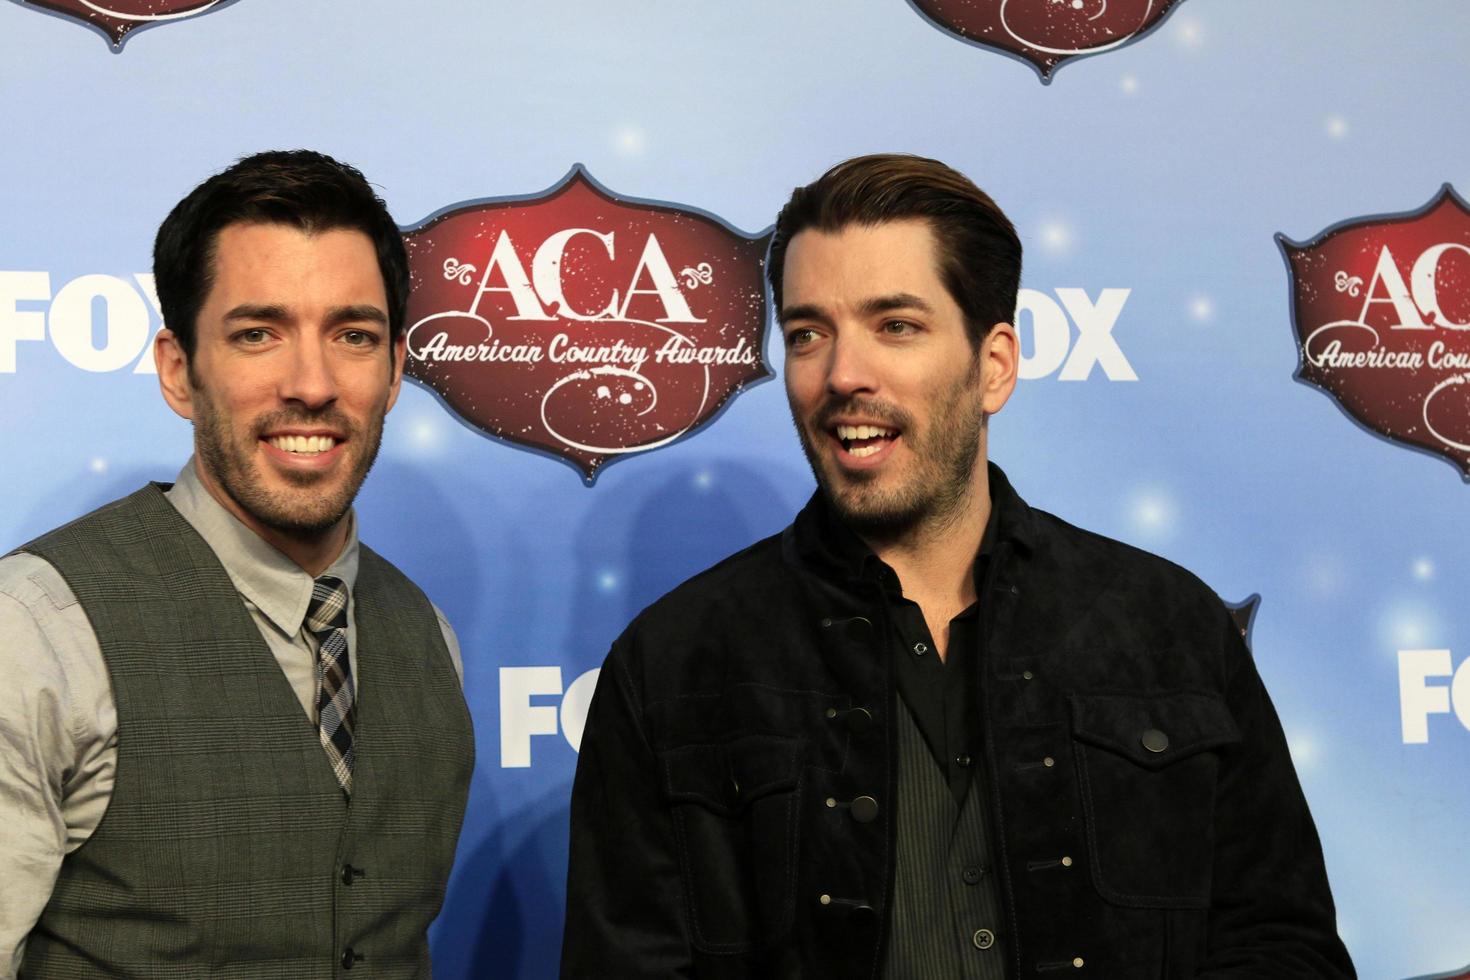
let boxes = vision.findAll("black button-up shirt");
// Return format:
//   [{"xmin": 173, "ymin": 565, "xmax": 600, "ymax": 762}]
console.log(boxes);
[{"xmin": 810, "ymin": 495, "xmax": 1000, "ymax": 806}]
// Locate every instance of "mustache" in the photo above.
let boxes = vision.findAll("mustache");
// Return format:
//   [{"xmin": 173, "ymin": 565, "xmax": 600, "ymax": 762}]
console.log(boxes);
[
  {"xmin": 251, "ymin": 407, "xmax": 360, "ymax": 439},
  {"xmin": 812, "ymin": 397, "xmax": 913, "ymax": 432}
]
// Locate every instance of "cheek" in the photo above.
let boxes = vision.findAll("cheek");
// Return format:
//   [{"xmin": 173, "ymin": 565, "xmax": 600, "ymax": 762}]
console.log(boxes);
[{"xmin": 783, "ymin": 360, "xmax": 824, "ymax": 408}]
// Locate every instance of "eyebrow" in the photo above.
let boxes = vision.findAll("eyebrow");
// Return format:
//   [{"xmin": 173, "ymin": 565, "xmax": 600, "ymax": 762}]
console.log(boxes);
[
  {"xmin": 223, "ymin": 303, "xmax": 389, "ymax": 327},
  {"xmin": 778, "ymin": 292, "xmax": 935, "ymax": 327}
]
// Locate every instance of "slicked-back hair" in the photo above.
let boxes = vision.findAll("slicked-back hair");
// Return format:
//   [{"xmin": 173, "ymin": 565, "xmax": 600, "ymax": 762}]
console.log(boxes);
[
  {"xmin": 768, "ymin": 154, "xmax": 1022, "ymax": 350},
  {"xmin": 153, "ymin": 149, "xmax": 409, "ymax": 360}
]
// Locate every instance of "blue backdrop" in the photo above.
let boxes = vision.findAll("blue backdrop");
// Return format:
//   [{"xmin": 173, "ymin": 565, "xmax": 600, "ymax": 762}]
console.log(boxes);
[{"xmin": 3, "ymin": 2, "xmax": 1468, "ymax": 977}]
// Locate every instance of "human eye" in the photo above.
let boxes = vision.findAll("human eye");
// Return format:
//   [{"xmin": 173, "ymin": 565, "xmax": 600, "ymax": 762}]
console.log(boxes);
[
  {"xmin": 880, "ymin": 318, "xmax": 919, "ymax": 336},
  {"xmin": 340, "ymin": 328, "xmax": 380, "ymax": 348},
  {"xmin": 233, "ymin": 327, "xmax": 272, "ymax": 346},
  {"xmin": 784, "ymin": 326, "xmax": 820, "ymax": 349}
]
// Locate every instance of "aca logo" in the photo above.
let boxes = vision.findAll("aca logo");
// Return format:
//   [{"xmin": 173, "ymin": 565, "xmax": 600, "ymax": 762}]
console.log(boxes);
[
  {"xmin": 12, "ymin": 0, "xmax": 239, "ymax": 49},
  {"xmin": 1279, "ymin": 186, "xmax": 1470, "ymax": 479},
  {"xmin": 906, "ymin": 0, "xmax": 1189, "ymax": 81},
  {"xmin": 402, "ymin": 167, "xmax": 771, "ymax": 484}
]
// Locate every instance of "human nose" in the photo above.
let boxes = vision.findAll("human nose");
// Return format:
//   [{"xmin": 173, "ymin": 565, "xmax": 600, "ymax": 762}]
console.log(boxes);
[
  {"xmin": 824, "ymin": 332, "xmax": 877, "ymax": 398},
  {"xmin": 278, "ymin": 336, "xmax": 338, "ymax": 409}
]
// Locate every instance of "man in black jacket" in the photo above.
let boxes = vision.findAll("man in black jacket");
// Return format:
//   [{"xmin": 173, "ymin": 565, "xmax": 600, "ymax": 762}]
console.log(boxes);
[{"xmin": 563, "ymin": 154, "xmax": 1353, "ymax": 978}]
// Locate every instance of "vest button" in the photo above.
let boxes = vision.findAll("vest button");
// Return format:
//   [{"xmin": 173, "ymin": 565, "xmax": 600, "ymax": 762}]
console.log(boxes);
[
  {"xmin": 849, "ymin": 795, "xmax": 879, "ymax": 823},
  {"xmin": 972, "ymin": 928, "xmax": 996, "ymax": 950},
  {"xmin": 962, "ymin": 865, "xmax": 984, "ymax": 885},
  {"xmin": 341, "ymin": 947, "xmax": 360, "ymax": 969},
  {"xmin": 341, "ymin": 864, "xmax": 356, "ymax": 886}
]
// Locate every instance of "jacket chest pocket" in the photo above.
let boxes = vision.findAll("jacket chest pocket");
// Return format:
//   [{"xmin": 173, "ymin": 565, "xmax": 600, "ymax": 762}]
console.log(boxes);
[
  {"xmin": 659, "ymin": 734, "xmax": 803, "ymax": 953},
  {"xmin": 1070, "ymin": 692, "xmax": 1240, "ymax": 909}
]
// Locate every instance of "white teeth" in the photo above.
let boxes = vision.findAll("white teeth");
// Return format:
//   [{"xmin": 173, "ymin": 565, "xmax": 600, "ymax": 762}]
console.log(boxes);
[
  {"xmin": 269, "ymin": 435, "xmax": 337, "ymax": 455},
  {"xmin": 835, "ymin": 424, "xmax": 895, "ymax": 441},
  {"xmin": 849, "ymin": 444, "xmax": 882, "ymax": 458}
]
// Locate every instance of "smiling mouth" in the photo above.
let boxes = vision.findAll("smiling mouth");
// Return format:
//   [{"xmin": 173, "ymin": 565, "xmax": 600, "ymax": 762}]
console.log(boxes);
[
  {"xmin": 266, "ymin": 434, "xmax": 340, "ymax": 456},
  {"xmin": 834, "ymin": 424, "xmax": 897, "ymax": 459}
]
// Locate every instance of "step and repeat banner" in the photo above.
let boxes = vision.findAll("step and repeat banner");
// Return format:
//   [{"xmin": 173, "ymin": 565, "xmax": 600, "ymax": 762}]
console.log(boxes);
[{"xmin": 2, "ymin": 2, "xmax": 1467, "ymax": 976}]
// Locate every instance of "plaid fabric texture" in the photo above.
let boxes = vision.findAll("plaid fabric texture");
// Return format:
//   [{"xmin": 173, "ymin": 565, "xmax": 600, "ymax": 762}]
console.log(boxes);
[{"xmin": 307, "ymin": 575, "xmax": 356, "ymax": 793}]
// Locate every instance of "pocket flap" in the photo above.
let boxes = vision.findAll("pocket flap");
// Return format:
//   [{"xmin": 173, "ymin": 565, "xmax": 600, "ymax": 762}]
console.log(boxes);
[
  {"xmin": 659, "ymin": 734, "xmax": 802, "ymax": 815},
  {"xmin": 1070, "ymin": 692, "xmax": 1240, "ymax": 770}
]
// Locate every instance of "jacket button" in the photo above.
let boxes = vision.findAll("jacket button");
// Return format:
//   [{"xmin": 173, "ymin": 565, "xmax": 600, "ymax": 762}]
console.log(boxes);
[
  {"xmin": 955, "ymin": 754, "xmax": 972, "ymax": 768},
  {"xmin": 972, "ymin": 928, "xmax": 996, "ymax": 950},
  {"xmin": 1141, "ymin": 728, "xmax": 1170, "ymax": 753},
  {"xmin": 1021, "ymin": 670, "xmax": 1034, "ymax": 681},
  {"xmin": 850, "ymin": 795, "xmax": 879, "ymax": 823},
  {"xmin": 962, "ymin": 865, "xmax": 984, "ymax": 885}
]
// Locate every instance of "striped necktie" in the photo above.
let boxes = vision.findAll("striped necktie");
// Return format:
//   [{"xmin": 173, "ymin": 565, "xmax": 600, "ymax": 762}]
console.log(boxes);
[{"xmin": 306, "ymin": 575, "xmax": 356, "ymax": 793}]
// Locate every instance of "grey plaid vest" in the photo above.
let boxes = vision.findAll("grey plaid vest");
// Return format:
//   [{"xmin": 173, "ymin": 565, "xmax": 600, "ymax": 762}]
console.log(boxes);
[
  {"xmin": 18, "ymin": 485, "xmax": 474, "ymax": 979},
  {"xmin": 884, "ymin": 698, "xmax": 1010, "ymax": 980}
]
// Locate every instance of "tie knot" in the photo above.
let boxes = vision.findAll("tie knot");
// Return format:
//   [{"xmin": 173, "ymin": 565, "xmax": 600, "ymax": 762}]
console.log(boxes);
[{"xmin": 306, "ymin": 575, "xmax": 350, "ymax": 636}]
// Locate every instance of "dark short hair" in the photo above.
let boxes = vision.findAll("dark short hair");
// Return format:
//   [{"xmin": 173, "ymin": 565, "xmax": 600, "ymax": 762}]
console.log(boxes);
[
  {"xmin": 153, "ymin": 149, "xmax": 408, "ymax": 359},
  {"xmin": 768, "ymin": 154, "xmax": 1021, "ymax": 349}
]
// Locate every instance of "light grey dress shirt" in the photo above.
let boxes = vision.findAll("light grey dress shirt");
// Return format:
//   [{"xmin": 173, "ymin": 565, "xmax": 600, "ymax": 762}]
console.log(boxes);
[{"xmin": 0, "ymin": 461, "xmax": 463, "ymax": 977}]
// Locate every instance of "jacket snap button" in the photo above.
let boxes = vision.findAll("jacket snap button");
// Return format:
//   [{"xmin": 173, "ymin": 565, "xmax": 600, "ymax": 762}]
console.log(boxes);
[
  {"xmin": 849, "ymin": 795, "xmax": 879, "ymax": 823},
  {"xmin": 1043, "ymin": 756, "xmax": 1055, "ymax": 768},
  {"xmin": 1022, "ymin": 670, "xmax": 1034, "ymax": 680},
  {"xmin": 819, "ymin": 893, "xmax": 832, "ymax": 905},
  {"xmin": 972, "ymin": 928, "xmax": 996, "ymax": 950},
  {"xmin": 1073, "ymin": 957, "xmax": 1085, "ymax": 968},
  {"xmin": 1141, "ymin": 729, "xmax": 1170, "ymax": 753},
  {"xmin": 821, "ymin": 617, "xmax": 833, "ymax": 628}
]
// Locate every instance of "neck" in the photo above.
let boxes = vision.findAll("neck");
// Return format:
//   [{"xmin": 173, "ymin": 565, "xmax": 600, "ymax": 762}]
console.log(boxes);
[
  {"xmin": 861, "ymin": 475, "xmax": 991, "ymax": 611},
  {"xmin": 192, "ymin": 458, "xmax": 348, "ymax": 577}
]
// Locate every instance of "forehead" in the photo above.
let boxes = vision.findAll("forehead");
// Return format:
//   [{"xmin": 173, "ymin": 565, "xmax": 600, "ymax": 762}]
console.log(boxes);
[
  {"xmin": 782, "ymin": 219, "xmax": 947, "ymax": 305},
  {"xmin": 205, "ymin": 222, "xmax": 384, "ymax": 299}
]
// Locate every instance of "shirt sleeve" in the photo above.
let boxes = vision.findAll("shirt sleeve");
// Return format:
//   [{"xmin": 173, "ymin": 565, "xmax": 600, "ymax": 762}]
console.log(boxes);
[
  {"xmin": 0, "ymin": 586, "xmax": 74, "ymax": 976},
  {"xmin": 431, "ymin": 603, "xmax": 464, "ymax": 685}
]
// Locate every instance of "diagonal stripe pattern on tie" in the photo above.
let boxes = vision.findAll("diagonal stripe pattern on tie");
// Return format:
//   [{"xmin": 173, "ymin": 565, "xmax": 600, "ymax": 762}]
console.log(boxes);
[{"xmin": 305, "ymin": 575, "xmax": 356, "ymax": 793}]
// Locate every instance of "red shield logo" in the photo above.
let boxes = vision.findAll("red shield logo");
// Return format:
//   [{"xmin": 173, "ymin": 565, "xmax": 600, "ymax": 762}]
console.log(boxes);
[
  {"xmin": 14, "ymin": 0, "xmax": 237, "ymax": 49},
  {"xmin": 1280, "ymin": 186, "xmax": 1470, "ymax": 480},
  {"xmin": 402, "ymin": 167, "xmax": 773, "ymax": 484},
  {"xmin": 907, "ymin": 0, "xmax": 1188, "ymax": 81}
]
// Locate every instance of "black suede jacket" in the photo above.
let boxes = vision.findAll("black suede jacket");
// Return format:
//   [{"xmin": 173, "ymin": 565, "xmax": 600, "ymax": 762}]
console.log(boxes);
[{"xmin": 563, "ymin": 467, "xmax": 1354, "ymax": 979}]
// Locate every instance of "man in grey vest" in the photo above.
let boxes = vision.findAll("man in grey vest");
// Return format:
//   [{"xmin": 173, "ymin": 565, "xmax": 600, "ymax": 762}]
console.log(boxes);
[
  {"xmin": 562, "ymin": 155, "xmax": 1354, "ymax": 977},
  {"xmin": 0, "ymin": 150, "xmax": 474, "ymax": 978}
]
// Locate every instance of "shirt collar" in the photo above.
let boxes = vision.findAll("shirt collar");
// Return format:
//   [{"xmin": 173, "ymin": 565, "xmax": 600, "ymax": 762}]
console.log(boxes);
[
  {"xmin": 163, "ymin": 458, "xmax": 360, "ymax": 637},
  {"xmin": 790, "ymin": 461, "xmax": 1033, "ymax": 585}
]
